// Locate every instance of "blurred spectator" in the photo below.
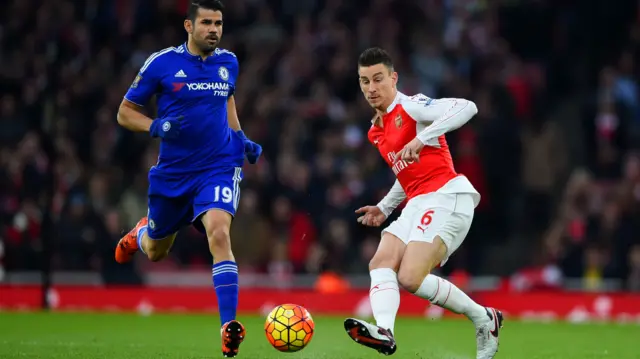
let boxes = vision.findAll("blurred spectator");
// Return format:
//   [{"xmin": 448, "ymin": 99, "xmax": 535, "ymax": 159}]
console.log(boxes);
[{"xmin": 0, "ymin": 0, "xmax": 639, "ymax": 292}]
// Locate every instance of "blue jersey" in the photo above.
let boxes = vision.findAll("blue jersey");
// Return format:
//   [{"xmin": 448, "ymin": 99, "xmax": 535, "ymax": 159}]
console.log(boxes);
[{"xmin": 125, "ymin": 43, "xmax": 244, "ymax": 176}]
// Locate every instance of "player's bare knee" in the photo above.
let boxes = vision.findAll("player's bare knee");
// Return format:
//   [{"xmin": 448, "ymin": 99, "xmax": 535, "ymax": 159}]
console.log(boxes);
[
  {"xmin": 368, "ymin": 233, "xmax": 404, "ymax": 271},
  {"xmin": 207, "ymin": 226, "xmax": 231, "ymax": 254},
  {"xmin": 369, "ymin": 256, "xmax": 386, "ymax": 271},
  {"xmin": 369, "ymin": 254, "xmax": 399, "ymax": 272},
  {"xmin": 397, "ymin": 268, "xmax": 425, "ymax": 293}
]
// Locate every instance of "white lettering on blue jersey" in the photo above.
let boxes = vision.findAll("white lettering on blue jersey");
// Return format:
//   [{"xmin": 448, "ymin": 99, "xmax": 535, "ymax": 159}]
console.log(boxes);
[{"xmin": 123, "ymin": 44, "xmax": 244, "ymax": 175}]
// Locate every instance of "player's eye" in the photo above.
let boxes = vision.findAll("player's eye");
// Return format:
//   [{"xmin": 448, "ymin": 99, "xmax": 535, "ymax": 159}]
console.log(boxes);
[{"xmin": 215, "ymin": 21, "xmax": 223, "ymax": 26}]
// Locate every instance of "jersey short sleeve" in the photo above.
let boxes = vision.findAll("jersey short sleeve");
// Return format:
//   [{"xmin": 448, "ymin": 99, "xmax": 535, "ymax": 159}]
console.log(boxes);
[
  {"xmin": 124, "ymin": 50, "xmax": 168, "ymax": 106},
  {"xmin": 226, "ymin": 51, "xmax": 239, "ymax": 98}
]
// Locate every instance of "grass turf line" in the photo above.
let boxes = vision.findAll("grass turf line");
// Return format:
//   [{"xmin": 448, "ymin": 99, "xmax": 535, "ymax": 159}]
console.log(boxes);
[{"xmin": 0, "ymin": 312, "xmax": 638, "ymax": 358}]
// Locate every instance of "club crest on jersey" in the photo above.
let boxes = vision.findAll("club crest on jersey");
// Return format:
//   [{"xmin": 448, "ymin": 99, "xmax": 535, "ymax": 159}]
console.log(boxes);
[
  {"xmin": 218, "ymin": 66, "xmax": 229, "ymax": 81},
  {"xmin": 131, "ymin": 74, "xmax": 142, "ymax": 88},
  {"xmin": 395, "ymin": 113, "xmax": 403, "ymax": 128}
]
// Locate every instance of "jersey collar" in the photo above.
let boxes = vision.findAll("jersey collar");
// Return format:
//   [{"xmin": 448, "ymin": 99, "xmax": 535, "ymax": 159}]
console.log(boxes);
[
  {"xmin": 386, "ymin": 91, "xmax": 402, "ymax": 113},
  {"xmin": 180, "ymin": 42, "xmax": 202, "ymax": 60},
  {"xmin": 370, "ymin": 91, "xmax": 403, "ymax": 125}
]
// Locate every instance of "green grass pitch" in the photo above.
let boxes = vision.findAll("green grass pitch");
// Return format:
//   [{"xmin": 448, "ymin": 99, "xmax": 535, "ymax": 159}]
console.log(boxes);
[{"xmin": 0, "ymin": 312, "xmax": 638, "ymax": 358}]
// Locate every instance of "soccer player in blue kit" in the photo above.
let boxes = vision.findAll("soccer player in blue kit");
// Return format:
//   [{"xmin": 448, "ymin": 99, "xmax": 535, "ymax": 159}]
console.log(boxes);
[{"xmin": 114, "ymin": 1, "xmax": 260, "ymax": 357}]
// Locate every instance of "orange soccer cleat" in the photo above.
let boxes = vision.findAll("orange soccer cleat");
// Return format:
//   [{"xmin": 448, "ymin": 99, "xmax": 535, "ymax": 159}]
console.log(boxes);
[
  {"xmin": 221, "ymin": 320, "xmax": 246, "ymax": 357},
  {"xmin": 114, "ymin": 217, "xmax": 147, "ymax": 264}
]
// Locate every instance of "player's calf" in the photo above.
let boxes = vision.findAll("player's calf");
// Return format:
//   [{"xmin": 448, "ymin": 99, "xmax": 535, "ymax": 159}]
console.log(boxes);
[
  {"xmin": 142, "ymin": 232, "xmax": 176, "ymax": 262},
  {"xmin": 202, "ymin": 209, "xmax": 243, "ymax": 350},
  {"xmin": 368, "ymin": 233, "xmax": 404, "ymax": 334},
  {"xmin": 400, "ymin": 239, "xmax": 488, "ymax": 324}
]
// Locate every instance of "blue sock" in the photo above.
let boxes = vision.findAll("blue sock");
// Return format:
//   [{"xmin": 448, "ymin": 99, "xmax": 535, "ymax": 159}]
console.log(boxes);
[
  {"xmin": 212, "ymin": 261, "xmax": 239, "ymax": 326},
  {"xmin": 137, "ymin": 226, "xmax": 147, "ymax": 254}
]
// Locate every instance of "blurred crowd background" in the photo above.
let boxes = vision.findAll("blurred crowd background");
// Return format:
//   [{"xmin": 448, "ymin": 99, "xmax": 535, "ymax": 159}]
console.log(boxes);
[{"xmin": 2, "ymin": 0, "xmax": 640, "ymax": 291}]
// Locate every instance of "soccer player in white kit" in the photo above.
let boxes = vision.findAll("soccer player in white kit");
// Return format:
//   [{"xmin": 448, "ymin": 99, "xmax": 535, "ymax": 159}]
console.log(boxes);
[{"xmin": 343, "ymin": 47, "xmax": 503, "ymax": 359}]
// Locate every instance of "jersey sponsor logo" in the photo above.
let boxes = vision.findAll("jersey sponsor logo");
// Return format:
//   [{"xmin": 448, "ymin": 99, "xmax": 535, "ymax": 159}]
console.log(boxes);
[
  {"xmin": 185, "ymin": 82, "xmax": 230, "ymax": 91},
  {"xmin": 387, "ymin": 151, "xmax": 413, "ymax": 176},
  {"xmin": 172, "ymin": 82, "xmax": 230, "ymax": 96},
  {"xmin": 218, "ymin": 66, "xmax": 229, "ymax": 81},
  {"xmin": 131, "ymin": 74, "xmax": 142, "ymax": 88},
  {"xmin": 172, "ymin": 82, "xmax": 186, "ymax": 92},
  {"xmin": 186, "ymin": 82, "xmax": 230, "ymax": 97}
]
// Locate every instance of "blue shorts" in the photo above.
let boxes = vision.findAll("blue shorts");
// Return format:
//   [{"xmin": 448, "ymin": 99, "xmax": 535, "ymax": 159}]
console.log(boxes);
[{"xmin": 146, "ymin": 167, "xmax": 243, "ymax": 239}]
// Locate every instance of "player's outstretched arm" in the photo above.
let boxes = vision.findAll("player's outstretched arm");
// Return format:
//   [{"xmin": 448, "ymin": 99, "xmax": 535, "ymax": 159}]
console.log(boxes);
[
  {"xmin": 117, "ymin": 99, "xmax": 153, "ymax": 132},
  {"xmin": 395, "ymin": 96, "xmax": 478, "ymax": 162},
  {"xmin": 117, "ymin": 100, "xmax": 182, "ymax": 139},
  {"xmin": 376, "ymin": 180, "xmax": 406, "ymax": 217},
  {"xmin": 413, "ymin": 97, "xmax": 478, "ymax": 143},
  {"xmin": 356, "ymin": 180, "xmax": 406, "ymax": 227}
]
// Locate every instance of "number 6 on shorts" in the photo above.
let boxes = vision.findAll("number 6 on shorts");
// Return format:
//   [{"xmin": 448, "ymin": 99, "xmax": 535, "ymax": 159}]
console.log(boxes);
[{"xmin": 416, "ymin": 210, "xmax": 434, "ymax": 233}]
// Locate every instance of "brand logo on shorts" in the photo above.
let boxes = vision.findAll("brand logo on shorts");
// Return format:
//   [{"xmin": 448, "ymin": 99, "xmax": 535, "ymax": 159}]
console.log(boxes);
[
  {"xmin": 149, "ymin": 219, "xmax": 155, "ymax": 229},
  {"xmin": 162, "ymin": 121, "xmax": 171, "ymax": 132}
]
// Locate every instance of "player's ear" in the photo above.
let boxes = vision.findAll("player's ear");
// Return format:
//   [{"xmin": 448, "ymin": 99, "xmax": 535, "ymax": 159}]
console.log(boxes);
[
  {"xmin": 391, "ymin": 71, "xmax": 399, "ymax": 86},
  {"xmin": 184, "ymin": 19, "xmax": 193, "ymax": 34}
]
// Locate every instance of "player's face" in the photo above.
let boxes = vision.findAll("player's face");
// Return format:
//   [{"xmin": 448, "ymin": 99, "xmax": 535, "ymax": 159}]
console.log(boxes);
[
  {"xmin": 185, "ymin": 8, "xmax": 223, "ymax": 54},
  {"xmin": 358, "ymin": 64, "xmax": 398, "ymax": 110}
]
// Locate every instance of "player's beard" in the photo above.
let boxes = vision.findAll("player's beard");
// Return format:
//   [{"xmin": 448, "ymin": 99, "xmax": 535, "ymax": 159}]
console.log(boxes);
[{"xmin": 196, "ymin": 35, "xmax": 218, "ymax": 54}]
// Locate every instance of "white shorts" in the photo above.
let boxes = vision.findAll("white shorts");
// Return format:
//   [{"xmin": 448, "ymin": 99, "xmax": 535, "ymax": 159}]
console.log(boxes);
[{"xmin": 382, "ymin": 192, "xmax": 476, "ymax": 266}]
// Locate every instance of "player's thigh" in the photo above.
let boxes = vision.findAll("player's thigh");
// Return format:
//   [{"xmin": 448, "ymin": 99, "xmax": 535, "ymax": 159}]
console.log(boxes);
[
  {"xmin": 397, "ymin": 193, "xmax": 474, "ymax": 291},
  {"xmin": 147, "ymin": 194, "xmax": 191, "ymax": 253},
  {"xmin": 369, "ymin": 232, "xmax": 406, "ymax": 272},
  {"xmin": 370, "ymin": 208, "xmax": 413, "ymax": 271},
  {"xmin": 192, "ymin": 167, "xmax": 242, "ymax": 244},
  {"xmin": 406, "ymin": 193, "xmax": 474, "ymax": 262},
  {"xmin": 432, "ymin": 193, "xmax": 475, "ymax": 266}
]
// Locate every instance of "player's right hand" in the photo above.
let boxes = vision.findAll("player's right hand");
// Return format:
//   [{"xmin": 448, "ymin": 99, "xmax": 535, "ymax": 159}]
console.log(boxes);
[
  {"xmin": 355, "ymin": 206, "xmax": 387, "ymax": 227},
  {"xmin": 149, "ymin": 116, "xmax": 183, "ymax": 139}
]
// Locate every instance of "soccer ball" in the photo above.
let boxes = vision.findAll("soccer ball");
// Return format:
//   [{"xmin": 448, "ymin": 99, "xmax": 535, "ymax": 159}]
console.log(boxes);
[{"xmin": 264, "ymin": 304, "xmax": 315, "ymax": 352}]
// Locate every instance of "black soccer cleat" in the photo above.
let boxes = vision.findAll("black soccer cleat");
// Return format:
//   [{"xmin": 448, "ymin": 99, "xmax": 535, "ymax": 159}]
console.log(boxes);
[
  {"xmin": 344, "ymin": 318, "xmax": 397, "ymax": 355},
  {"xmin": 221, "ymin": 320, "xmax": 246, "ymax": 357}
]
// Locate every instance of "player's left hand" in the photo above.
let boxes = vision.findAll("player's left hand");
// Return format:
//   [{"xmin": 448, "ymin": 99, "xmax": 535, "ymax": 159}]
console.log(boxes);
[
  {"xmin": 395, "ymin": 137, "xmax": 424, "ymax": 163},
  {"xmin": 236, "ymin": 130, "xmax": 262, "ymax": 164},
  {"xmin": 355, "ymin": 206, "xmax": 386, "ymax": 227}
]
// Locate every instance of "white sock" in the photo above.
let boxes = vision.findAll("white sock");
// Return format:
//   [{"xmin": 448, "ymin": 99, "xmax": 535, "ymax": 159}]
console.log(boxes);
[
  {"xmin": 369, "ymin": 268, "xmax": 400, "ymax": 334},
  {"xmin": 415, "ymin": 274, "xmax": 487, "ymax": 324}
]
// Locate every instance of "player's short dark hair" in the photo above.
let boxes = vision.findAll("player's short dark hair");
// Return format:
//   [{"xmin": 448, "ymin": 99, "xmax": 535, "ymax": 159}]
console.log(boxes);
[
  {"xmin": 358, "ymin": 47, "xmax": 394, "ymax": 70},
  {"xmin": 187, "ymin": 0, "xmax": 225, "ymax": 21}
]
